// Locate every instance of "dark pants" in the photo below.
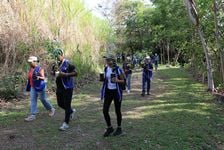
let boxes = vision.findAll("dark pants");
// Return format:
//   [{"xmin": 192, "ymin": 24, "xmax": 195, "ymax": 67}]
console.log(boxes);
[
  {"xmin": 142, "ymin": 77, "xmax": 151, "ymax": 94},
  {"xmin": 56, "ymin": 88, "xmax": 73, "ymax": 124},
  {"xmin": 103, "ymin": 88, "xmax": 122, "ymax": 127}
]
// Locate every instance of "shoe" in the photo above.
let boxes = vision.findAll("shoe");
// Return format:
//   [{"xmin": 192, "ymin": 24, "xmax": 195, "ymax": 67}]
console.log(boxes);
[
  {"xmin": 103, "ymin": 127, "xmax": 114, "ymax": 137},
  {"xmin": 141, "ymin": 93, "xmax": 145, "ymax": 97},
  {"xmin": 59, "ymin": 122, "xmax": 69, "ymax": 131},
  {"xmin": 113, "ymin": 127, "xmax": 123, "ymax": 136},
  {"xmin": 70, "ymin": 109, "xmax": 76, "ymax": 120},
  {"xmin": 49, "ymin": 108, "xmax": 55, "ymax": 117},
  {"xmin": 127, "ymin": 90, "xmax": 130, "ymax": 93},
  {"xmin": 147, "ymin": 92, "xmax": 151, "ymax": 95},
  {"xmin": 25, "ymin": 115, "xmax": 36, "ymax": 122}
]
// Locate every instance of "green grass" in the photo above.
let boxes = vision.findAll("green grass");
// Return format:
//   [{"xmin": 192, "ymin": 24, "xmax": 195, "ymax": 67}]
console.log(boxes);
[{"xmin": 1, "ymin": 66, "xmax": 224, "ymax": 149}]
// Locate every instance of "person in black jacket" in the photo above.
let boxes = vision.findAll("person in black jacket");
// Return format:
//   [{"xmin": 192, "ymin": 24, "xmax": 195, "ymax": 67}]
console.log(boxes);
[{"xmin": 52, "ymin": 49, "xmax": 78, "ymax": 131}]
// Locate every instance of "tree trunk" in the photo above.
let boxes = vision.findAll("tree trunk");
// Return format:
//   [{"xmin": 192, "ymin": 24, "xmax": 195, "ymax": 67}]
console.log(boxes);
[
  {"xmin": 175, "ymin": 51, "xmax": 181, "ymax": 65},
  {"xmin": 167, "ymin": 40, "xmax": 170, "ymax": 65},
  {"xmin": 214, "ymin": 0, "xmax": 224, "ymax": 82},
  {"xmin": 160, "ymin": 43, "xmax": 163, "ymax": 64},
  {"xmin": 197, "ymin": 26, "xmax": 215, "ymax": 91},
  {"xmin": 184, "ymin": 0, "xmax": 215, "ymax": 91}
]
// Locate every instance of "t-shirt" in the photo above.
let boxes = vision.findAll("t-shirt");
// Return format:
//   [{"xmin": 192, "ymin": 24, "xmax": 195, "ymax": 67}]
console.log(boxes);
[
  {"xmin": 123, "ymin": 62, "xmax": 132, "ymax": 76},
  {"xmin": 143, "ymin": 63, "xmax": 153, "ymax": 72},
  {"xmin": 28, "ymin": 68, "xmax": 34, "ymax": 87},
  {"xmin": 143, "ymin": 63, "xmax": 153, "ymax": 79},
  {"xmin": 106, "ymin": 66, "xmax": 122, "ymax": 90},
  {"xmin": 56, "ymin": 61, "xmax": 76, "ymax": 90}
]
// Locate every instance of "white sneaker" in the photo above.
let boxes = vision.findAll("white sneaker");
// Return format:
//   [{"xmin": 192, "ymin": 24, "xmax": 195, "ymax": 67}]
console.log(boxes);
[
  {"xmin": 70, "ymin": 109, "xmax": 76, "ymax": 120},
  {"xmin": 59, "ymin": 122, "xmax": 69, "ymax": 131},
  {"xmin": 25, "ymin": 115, "xmax": 36, "ymax": 122},
  {"xmin": 127, "ymin": 90, "xmax": 130, "ymax": 93},
  {"xmin": 49, "ymin": 108, "xmax": 55, "ymax": 117}
]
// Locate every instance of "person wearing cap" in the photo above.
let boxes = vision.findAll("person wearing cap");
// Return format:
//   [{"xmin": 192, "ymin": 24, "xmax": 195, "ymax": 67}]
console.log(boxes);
[
  {"xmin": 25, "ymin": 56, "xmax": 55, "ymax": 121},
  {"xmin": 141, "ymin": 56, "xmax": 153, "ymax": 96},
  {"xmin": 122, "ymin": 56, "xmax": 132, "ymax": 93},
  {"xmin": 52, "ymin": 49, "xmax": 77, "ymax": 131},
  {"xmin": 101, "ymin": 54, "xmax": 125, "ymax": 137}
]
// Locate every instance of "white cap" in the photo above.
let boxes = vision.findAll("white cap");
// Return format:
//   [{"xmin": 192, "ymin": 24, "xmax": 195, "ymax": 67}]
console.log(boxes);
[
  {"xmin": 145, "ymin": 56, "xmax": 150, "ymax": 59},
  {"xmin": 28, "ymin": 56, "xmax": 38, "ymax": 62}
]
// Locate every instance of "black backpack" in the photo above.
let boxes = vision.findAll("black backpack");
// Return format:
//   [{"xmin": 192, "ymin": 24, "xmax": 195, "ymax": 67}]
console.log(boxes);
[{"xmin": 104, "ymin": 66, "xmax": 126, "ymax": 90}]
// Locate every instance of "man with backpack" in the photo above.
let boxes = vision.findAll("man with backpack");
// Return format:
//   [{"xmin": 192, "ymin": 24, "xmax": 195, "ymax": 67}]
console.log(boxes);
[
  {"xmin": 141, "ymin": 56, "xmax": 153, "ymax": 96},
  {"xmin": 52, "ymin": 49, "xmax": 78, "ymax": 131},
  {"xmin": 101, "ymin": 54, "xmax": 125, "ymax": 137}
]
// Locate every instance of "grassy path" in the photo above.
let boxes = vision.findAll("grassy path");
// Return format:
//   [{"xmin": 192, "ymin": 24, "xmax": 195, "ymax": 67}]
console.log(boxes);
[{"xmin": 1, "ymin": 66, "xmax": 224, "ymax": 149}]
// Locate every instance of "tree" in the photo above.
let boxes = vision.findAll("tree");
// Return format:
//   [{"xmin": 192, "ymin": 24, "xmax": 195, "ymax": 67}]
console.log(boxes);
[{"xmin": 184, "ymin": 0, "xmax": 214, "ymax": 91}]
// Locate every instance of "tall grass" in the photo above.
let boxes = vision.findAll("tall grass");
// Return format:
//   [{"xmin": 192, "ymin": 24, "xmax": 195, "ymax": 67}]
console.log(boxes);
[{"xmin": 0, "ymin": 0, "xmax": 112, "ymax": 99}]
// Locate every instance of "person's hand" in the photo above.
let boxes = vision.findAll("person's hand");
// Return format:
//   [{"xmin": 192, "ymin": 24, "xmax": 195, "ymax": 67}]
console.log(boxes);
[
  {"xmin": 111, "ymin": 77, "xmax": 118, "ymax": 83},
  {"xmin": 36, "ymin": 76, "xmax": 41, "ymax": 80}
]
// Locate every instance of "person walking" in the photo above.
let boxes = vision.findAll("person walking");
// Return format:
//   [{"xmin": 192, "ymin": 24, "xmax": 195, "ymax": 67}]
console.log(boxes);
[
  {"xmin": 123, "ymin": 57, "xmax": 132, "ymax": 93},
  {"xmin": 101, "ymin": 55, "xmax": 125, "ymax": 137},
  {"xmin": 154, "ymin": 53, "xmax": 159, "ymax": 71},
  {"xmin": 25, "ymin": 56, "xmax": 55, "ymax": 121},
  {"xmin": 52, "ymin": 49, "xmax": 78, "ymax": 131},
  {"xmin": 141, "ymin": 56, "xmax": 153, "ymax": 96}
]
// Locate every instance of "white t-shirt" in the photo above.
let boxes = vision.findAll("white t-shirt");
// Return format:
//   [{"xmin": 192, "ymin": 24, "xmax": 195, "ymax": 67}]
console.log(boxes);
[{"xmin": 106, "ymin": 66, "xmax": 122, "ymax": 90}]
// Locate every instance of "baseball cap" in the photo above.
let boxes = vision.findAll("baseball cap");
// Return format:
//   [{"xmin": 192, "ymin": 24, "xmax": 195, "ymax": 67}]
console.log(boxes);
[
  {"xmin": 28, "ymin": 56, "xmax": 38, "ymax": 62},
  {"xmin": 53, "ymin": 48, "xmax": 64, "ymax": 56},
  {"xmin": 145, "ymin": 56, "xmax": 151, "ymax": 59},
  {"xmin": 104, "ymin": 54, "xmax": 116, "ymax": 60}
]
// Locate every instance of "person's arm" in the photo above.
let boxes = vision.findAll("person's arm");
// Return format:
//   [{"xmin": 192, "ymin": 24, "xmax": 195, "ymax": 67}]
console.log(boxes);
[
  {"xmin": 112, "ymin": 68, "xmax": 125, "ymax": 83},
  {"xmin": 148, "ymin": 64, "xmax": 153, "ymax": 71},
  {"xmin": 37, "ymin": 69, "xmax": 45, "ymax": 80},
  {"xmin": 116, "ymin": 73, "xmax": 125, "ymax": 83},
  {"xmin": 59, "ymin": 63, "xmax": 77, "ymax": 77}
]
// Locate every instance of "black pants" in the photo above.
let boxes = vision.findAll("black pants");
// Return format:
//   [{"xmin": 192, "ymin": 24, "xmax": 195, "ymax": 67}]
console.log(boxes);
[
  {"xmin": 56, "ymin": 88, "xmax": 73, "ymax": 124},
  {"xmin": 103, "ymin": 88, "xmax": 122, "ymax": 127}
]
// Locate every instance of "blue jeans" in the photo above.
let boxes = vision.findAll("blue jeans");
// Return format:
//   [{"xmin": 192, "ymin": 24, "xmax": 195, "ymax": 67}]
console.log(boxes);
[
  {"xmin": 30, "ymin": 87, "xmax": 53, "ymax": 115},
  {"xmin": 126, "ymin": 74, "xmax": 132, "ymax": 90},
  {"xmin": 142, "ymin": 76, "xmax": 151, "ymax": 94}
]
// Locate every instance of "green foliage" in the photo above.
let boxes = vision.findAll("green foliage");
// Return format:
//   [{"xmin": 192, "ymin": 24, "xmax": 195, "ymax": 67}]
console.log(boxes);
[
  {"xmin": 216, "ymin": 83, "xmax": 224, "ymax": 92},
  {"xmin": 112, "ymin": 0, "xmax": 224, "ymax": 88},
  {"xmin": 0, "ymin": 73, "xmax": 23, "ymax": 100}
]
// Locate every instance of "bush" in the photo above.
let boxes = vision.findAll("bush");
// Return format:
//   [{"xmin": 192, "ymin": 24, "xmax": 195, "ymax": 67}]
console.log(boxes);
[{"xmin": 0, "ymin": 72, "xmax": 23, "ymax": 100}]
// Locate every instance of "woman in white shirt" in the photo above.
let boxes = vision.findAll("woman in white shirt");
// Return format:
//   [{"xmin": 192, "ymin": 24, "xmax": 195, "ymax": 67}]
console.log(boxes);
[{"xmin": 101, "ymin": 55, "xmax": 125, "ymax": 137}]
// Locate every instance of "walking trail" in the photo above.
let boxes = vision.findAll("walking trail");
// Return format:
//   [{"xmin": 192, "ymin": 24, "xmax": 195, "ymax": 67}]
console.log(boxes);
[{"xmin": 0, "ymin": 66, "xmax": 224, "ymax": 149}]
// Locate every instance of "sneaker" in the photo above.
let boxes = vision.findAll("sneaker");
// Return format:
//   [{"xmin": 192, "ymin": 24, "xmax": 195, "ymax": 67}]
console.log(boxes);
[
  {"xmin": 24, "ymin": 115, "xmax": 36, "ymax": 122},
  {"xmin": 59, "ymin": 122, "xmax": 69, "ymax": 131},
  {"xmin": 103, "ymin": 127, "xmax": 114, "ymax": 137},
  {"xmin": 113, "ymin": 127, "xmax": 123, "ymax": 136},
  {"xmin": 70, "ymin": 109, "xmax": 76, "ymax": 120},
  {"xmin": 127, "ymin": 90, "xmax": 130, "ymax": 93},
  {"xmin": 49, "ymin": 108, "xmax": 55, "ymax": 117},
  {"xmin": 141, "ymin": 93, "xmax": 145, "ymax": 97},
  {"xmin": 147, "ymin": 92, "xmax": 151, "ymax": 95}
]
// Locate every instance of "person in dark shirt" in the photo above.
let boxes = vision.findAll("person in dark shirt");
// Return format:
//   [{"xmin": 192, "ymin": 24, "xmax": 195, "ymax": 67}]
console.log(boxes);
[
  {"xmin": 123, "ymin": 57, "xmax": 132, "ymax": 93},
  {"xmin": 52, "ymin": 49, "xmax": 78, "ymax": 131},
  {"xmin": 141, "ymin": 56, "xmax": 153, "ymax": 96}
]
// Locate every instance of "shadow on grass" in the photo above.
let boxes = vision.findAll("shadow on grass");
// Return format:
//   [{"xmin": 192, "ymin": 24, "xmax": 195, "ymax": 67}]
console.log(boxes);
[{"xmin": 0, "ymin": 66, "xmax": 224, "ymax": 149}]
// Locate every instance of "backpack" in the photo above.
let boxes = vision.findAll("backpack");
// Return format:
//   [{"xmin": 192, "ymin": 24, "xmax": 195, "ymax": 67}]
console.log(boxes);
[
  {"xmin": 104, "ymin": 66, "xmax": 126, "ymax": 90},
  {"xmin": 32, "ymin": 66, "xmax": 46, "ymax": 91}
]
